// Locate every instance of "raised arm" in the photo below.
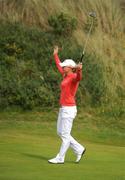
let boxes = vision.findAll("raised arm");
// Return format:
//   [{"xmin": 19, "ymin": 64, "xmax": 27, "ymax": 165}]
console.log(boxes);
[
  {"xmin": 53, "ymin": 46, "xmax": 64, "ymax": 75},
  {"xmin": 74, "ymin": 63, "xmax": 82, "ymax": 81}
]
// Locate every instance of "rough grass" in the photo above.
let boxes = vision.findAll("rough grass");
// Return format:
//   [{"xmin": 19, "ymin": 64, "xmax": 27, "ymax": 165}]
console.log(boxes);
[{"xmin": 0, "ymin": 107, "xmax": 125, "ymax": 146}]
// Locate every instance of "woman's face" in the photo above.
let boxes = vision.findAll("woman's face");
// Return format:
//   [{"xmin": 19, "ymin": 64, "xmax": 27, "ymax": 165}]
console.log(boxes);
[{"xmin": 63, "ymin": 66, "xmax": 73, "ymax": 73}]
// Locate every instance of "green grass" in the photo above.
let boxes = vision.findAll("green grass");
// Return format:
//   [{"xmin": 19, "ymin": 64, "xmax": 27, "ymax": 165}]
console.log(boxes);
[{"xmin": 0, "ymin": 109, "xmax": 125, "ymax": 180}]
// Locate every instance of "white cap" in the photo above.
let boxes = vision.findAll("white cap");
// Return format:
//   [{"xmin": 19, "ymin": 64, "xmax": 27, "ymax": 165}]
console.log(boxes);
[{"xmin": 59, "ymin": 59, "xmax": 76, "ymax": 68}]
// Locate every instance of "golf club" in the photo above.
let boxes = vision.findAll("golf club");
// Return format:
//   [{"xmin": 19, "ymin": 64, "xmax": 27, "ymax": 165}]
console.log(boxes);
[{"xmin": 80, "ymin": 11, "xmax": 96, "ymax": 62}]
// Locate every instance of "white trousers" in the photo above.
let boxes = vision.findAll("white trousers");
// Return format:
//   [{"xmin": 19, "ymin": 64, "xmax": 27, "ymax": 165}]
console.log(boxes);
[{"xmin": 56, "ymin": 106, "xmax": 84, "ymax": 161}]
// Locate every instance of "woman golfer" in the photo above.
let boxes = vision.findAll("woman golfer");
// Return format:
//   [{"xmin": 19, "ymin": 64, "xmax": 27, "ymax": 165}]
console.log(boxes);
[{"xmin": 48, "ymin": 46, "xmax": 86, "ymax": 164}]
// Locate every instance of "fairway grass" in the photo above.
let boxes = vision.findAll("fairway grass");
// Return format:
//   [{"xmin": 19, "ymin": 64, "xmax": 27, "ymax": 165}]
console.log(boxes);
[
  {"xmin": 0, "ymin": 111, "xmax": 125, "ymax": 180},
  {"xmin": 0, "ymin": 132, "xmax": 125, "ymax": 180},
  {"xmin": 0, "ymin": 128, "xmax": 125, "ymax": 180}
]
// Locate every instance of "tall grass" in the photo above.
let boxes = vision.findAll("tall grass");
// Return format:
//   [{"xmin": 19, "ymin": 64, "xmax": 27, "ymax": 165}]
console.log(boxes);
[{"xmin": 0, "ymin": 0, "xmax": 124, "ymax": 47}]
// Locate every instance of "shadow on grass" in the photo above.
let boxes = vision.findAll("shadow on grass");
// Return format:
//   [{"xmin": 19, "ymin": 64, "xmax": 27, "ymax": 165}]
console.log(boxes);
[
  {"xmin": 21, "ymin": 153, "xmax": 79, "ymax": 164},
  {"xmin": 22, "ymin": 153, "xmax": 48, "ymax": 161}
]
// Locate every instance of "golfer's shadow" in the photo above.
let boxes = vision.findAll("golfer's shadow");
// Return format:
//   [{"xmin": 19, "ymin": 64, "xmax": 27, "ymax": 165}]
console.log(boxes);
[
  {"xmin": 22, "ymin": 153, "xmax": 48, "ymax": 161},
  {"xmin": 22, "ymin": 153, "xmax": 77, "ymax": 164}
]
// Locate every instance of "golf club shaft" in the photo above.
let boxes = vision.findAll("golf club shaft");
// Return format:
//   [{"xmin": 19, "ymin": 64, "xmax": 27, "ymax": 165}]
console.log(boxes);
[{"xmin": 81, "ymin": 12, "xmax": 96, "ymax": 63}]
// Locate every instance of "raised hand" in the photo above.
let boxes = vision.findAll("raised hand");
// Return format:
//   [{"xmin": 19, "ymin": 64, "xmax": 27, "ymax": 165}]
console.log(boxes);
[{"xmin": 53, "ymin": 45, "xmax": 59, "ymax": 55}]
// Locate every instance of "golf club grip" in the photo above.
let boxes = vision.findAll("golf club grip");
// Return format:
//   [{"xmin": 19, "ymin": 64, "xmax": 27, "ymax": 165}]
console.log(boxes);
[{"xmin": 80, "ymin": 54, "xmax": 84, "ymax": 63}]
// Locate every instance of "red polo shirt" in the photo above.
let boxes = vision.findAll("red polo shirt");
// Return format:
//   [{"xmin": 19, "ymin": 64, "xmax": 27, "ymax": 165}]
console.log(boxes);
[{"xmin": 54, "ymin": 54, "xmax": 82, "ymax": 106}]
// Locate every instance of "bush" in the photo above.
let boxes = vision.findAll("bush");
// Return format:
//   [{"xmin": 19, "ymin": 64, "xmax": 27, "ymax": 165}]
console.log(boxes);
[
  {"xmin": 82, "ymin": 54, "xmax": 107, "ymax": 105},
  {"xmin": 0, "ymin": 22, "xmax": 56, "ymax": 109},
  {"xmin": 48, "ymin": 12, "xmax": 77, "ymax": 37},
  {"xmin": 0, "ymin": 22, "xmax": 80, "ymax": 110}
]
